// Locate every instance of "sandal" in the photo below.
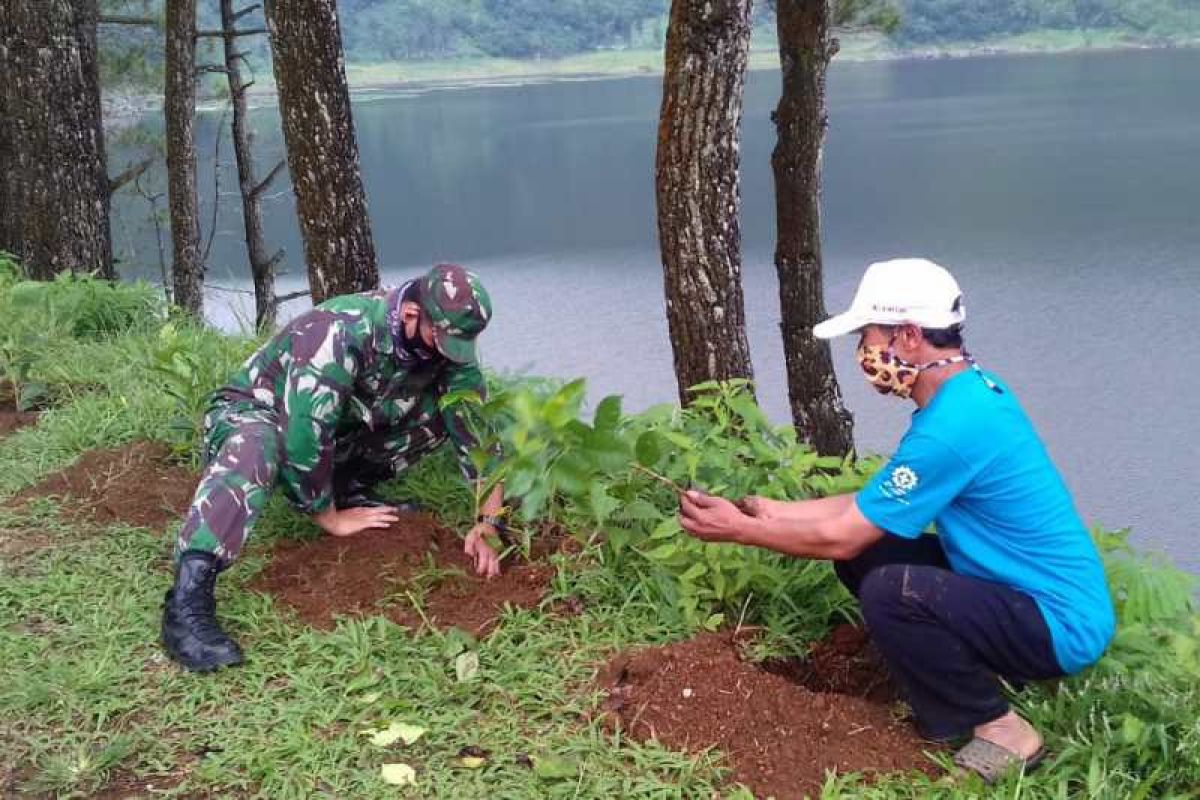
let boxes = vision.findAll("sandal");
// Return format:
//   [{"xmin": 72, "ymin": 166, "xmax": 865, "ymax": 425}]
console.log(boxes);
[{"xmin": 952, "ymin": 737, "xmax": 1047, "ymax": 785}]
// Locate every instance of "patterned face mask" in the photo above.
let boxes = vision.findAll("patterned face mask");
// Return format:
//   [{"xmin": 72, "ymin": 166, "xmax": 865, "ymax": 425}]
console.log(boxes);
[
  {"xmin": 856, "ymin": 333, "xmax": 973, "ymax": 399},
  {"xmin": 400, "ymin": 312, "xmax": 440, "ymax": 364}
]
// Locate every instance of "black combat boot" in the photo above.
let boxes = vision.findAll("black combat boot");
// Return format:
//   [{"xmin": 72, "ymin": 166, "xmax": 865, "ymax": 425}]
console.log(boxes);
[{"xmin": 161, "ymin": 551, "xmax": 244, "ymax": 672}]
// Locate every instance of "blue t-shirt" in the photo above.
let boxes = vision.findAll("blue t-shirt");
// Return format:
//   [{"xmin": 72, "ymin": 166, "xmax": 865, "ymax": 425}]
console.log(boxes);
[{"xmin": 855, "ymin": 368, "xmax": 1115, "ymax": 673}]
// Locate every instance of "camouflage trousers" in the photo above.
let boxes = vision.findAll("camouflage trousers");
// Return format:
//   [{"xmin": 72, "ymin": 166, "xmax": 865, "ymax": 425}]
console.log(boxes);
[{"xmin": 175, "ymin": 402, "xmax": 448, "ymax": 566}]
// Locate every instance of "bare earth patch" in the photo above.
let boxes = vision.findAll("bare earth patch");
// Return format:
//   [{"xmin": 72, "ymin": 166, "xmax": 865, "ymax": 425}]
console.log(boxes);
[
  {"xmin": 251, "ymin": 514, "xmax": 562, "ymax": 635},
  {"xmin": 598, "ymin": 628, "xmax": 939, "ymax": 798},
  {"xmin": 0, "ymin": 386, "xmax": 39, "ymax": 436},
  {"xmin": 14, "ymin": 441, "xmax": 197, "ymax": 530}
]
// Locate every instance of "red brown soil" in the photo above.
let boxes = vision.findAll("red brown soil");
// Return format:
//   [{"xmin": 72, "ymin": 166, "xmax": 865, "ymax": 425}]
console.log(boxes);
[
  {"xmin": 0, "ymin": 392, "xmax": 38, "ymax": 436},
  {"xmin": 90, "ymin": 770, "xmax": 189, "ymax": 800},
  {"xmin": 763, "ymin": 623, "xmax": 899, "ymax": 704},
  {"xmin": 599, "ymin": 627, "xmax": 938, "ymax": 799},
  {"xmin": 251, "ymin": 515, "xmax": 563, "ymax": 635},
  {"xmin": 14, "ymin": 441, "xmax": 198, "ymax": 530}
]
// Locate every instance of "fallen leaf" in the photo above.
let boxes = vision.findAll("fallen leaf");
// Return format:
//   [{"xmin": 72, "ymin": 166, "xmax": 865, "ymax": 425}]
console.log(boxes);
[
  {"xmin": 365, "ymin": 721, "xmax": 426, "ymax": 747},
  {"xmin": 455, "ymin": 651, "xmax": 480, "ymax": 683},
  {"xmin": 459, "ymin": 756, "xmax": 487, "ymax": 769},
  {"xmin": 380, "ymin": 763, "xmax": 416, "ymax": 786}
]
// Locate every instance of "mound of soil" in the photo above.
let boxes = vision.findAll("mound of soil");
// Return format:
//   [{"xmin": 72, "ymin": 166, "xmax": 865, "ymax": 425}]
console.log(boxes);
[
  {"xmin": 763, "ymin": 624, "xmax": 899, "ymax": 704},
  {"xmin": 599, "ymin": 630, "xmax": 937, "ymax": 798},
  {"xmin": 251, "ymin": 516, "xmax": 561, "ymax": 634},
  {"xmin": 15, "ymin": 441, "xmax": 197, "ymax": 530}
]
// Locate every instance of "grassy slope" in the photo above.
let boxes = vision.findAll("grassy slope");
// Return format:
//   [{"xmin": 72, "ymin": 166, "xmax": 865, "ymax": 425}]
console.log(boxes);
[{"xmin": 1, "ymin": 307, "xmax": 1197, "ymax": 798}]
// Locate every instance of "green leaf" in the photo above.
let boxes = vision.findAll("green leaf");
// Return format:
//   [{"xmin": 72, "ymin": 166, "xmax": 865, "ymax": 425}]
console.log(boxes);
[
  {"xmin": 532, "ymin": 754, "xmax": 578, "ymax": 780},
  {"xmin": 589, "ymin": 483, "xmax": 621, "ymax": 525},
  {"xmin": 584, "ymin": 429, "xmax": 632, "ymax": 472},
  {"xmin": 634, "ymin": 430, "xmax": 663, "ymax": 467},
  {"xmin": 1120, "ymin": 713, "xmax": 1145, "ymax": 744},
  {"xmin": 593, "ymin": 395, "xmax": 623, "ymax": 432},
  {"xmin": 550, "ymin": 452, "xmax": 591, "ymax": 497},
  {"xmin": 661, "ymin": 430, "xmax": 695, "ymax": 450},
  {"xmin": 644, "ymin": 542, "xmax": 679, "ymax": 561},
  {"xmin": 543, "ymin": 379, "xmax": 587, "ymax": 428},
  {"xmin": 620, "ymin": 499, "xmax": 661, "ymax": 521},
  {"xmin": 703, "ymin": 613, "xmax": 725, "ymax": 631},
  {"xmin": 650, "ymin": 517, "xmax": 682, "ymax": 539}
]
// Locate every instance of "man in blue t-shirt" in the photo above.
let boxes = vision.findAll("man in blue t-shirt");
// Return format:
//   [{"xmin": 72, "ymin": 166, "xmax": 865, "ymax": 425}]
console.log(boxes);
[{"xmin": 678, "ymin": 258, "xmax": 1114, "ymax": 784}]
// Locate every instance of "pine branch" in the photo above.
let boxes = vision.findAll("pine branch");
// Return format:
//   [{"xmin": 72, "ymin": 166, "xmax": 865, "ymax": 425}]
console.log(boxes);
[
  {"xmin": 197, "ymin": 27, "xmax": 268, "ymax": 38},
  {"xmin": 108, "ymin": 157, "xmax": 154, "ymax": 195},
  {"xmin": 233, "ymin": 4, "xmax": 262, "ymax": 22},
  {"xmin": 250, "ymin": 160, "xmax": 286, "ymax": 200},
  {"xmin": 99, "ymin": 14, "xmax": 158, "ymax": 25}
]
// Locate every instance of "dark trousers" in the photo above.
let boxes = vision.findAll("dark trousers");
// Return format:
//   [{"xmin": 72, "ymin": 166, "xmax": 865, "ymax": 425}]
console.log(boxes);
[{"xmin": 835, "ymin": 534, "xmax": 1065, "ymax": 740}]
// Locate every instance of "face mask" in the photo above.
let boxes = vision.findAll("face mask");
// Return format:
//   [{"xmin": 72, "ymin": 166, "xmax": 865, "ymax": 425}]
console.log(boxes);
[
  {"xmin": 400, "ymin": 314, "xmax": 439, "ymax": 364},
  {"xmin": 856, "ymin": 334, "xmax": 973, "ymax": 399}
]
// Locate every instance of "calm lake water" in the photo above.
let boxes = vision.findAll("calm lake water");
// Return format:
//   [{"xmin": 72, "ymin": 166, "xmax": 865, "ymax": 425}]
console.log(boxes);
[{"xmin": 113, "ymin": 48, "xmax": 1200, "ymax": 572}]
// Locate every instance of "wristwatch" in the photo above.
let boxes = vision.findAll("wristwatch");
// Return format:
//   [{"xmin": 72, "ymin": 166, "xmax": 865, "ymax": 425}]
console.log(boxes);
[{"xmin": 476, "ymin": 513, "xmax": 507, "ymax": 533}]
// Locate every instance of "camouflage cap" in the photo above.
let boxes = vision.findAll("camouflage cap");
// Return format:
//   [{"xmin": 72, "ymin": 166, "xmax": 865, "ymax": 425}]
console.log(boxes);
[{"xmin": 418, "ymin": 263, "xmax": 492, "ymax": 365}]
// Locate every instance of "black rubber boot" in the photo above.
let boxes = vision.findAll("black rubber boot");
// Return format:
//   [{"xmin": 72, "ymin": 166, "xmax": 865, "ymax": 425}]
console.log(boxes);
[{"xmin": 161, "ymin": 551, "xmax": 244, "ymax": 672}]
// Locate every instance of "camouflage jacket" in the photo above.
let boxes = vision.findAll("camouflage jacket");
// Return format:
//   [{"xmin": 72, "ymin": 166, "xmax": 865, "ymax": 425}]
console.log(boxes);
[{"xmin": 209, "ymin": 285, "xmax": 486, "ymax": 513}]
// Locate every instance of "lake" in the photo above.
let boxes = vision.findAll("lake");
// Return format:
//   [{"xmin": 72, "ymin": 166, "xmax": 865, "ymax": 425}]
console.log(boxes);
[{"xmin": 112, "ymin": 48, "xmax": 1200, "ymax": 572}]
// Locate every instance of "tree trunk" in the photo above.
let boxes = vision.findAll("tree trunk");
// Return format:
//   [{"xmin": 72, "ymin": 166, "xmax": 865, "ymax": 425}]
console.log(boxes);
[
  {"xmin": 220, "ymin": 0, "xmax": 286, "ymax": 330},
  {"xmin": 0, "ymin": 0, "xmax": 112, "ymax": 280},
  {"xmin": 263, "ymin": 0, "xmax": 378, "ymax": 304},
  {"xmin": 164, "ymin": 0, "xmax": 203, "ymax": 317},
  {"xmin": 655, "ymin": 0, "xmax": 756, "ymax": 403},
  {"xmin": 771, "ymin": 0, "xmax": 854, "ymax": 456}
]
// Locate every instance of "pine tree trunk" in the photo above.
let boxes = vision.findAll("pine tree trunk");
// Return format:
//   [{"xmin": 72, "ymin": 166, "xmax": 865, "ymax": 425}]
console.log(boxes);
[
  {"xmin": 164, "ymin": 0, "xmax": 203, "ymax": 317},
  {"xmin": 771, "ymin": 0, "xmax": 854, "ymax": 455},
  {"xmin": 655, "ymin": 0, "xmax": 756, "ymax": 403},
  {"xmin": 220, "ymin": 0, "xmax": 285, "ymax": 330},
  {"xmin": 0, "ymin": 0, "xmax": 112, "ymax": 280},
  {"xmin": 263, "ymin": 0, "xmax": 378, "ymax": 304}
]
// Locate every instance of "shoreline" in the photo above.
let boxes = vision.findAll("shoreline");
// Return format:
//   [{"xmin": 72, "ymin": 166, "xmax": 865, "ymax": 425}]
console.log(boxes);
[{"xmin": 103, "ymin": 31, "xmax": 1200, "ymax": 125}]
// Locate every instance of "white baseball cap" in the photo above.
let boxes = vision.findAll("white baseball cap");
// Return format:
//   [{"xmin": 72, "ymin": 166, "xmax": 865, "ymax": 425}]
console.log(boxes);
[{"xmin": 813, "ymin": 258, "xmax": 966, "ymax": 339}]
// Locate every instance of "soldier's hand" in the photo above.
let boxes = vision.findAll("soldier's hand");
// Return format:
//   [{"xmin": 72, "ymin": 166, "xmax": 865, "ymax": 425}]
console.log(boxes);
[
  {"xmin": 316, "ymin": 506, "xmax": 399, "ymax": 537},
  {"xmin": 464, "ymin": 525, "xmax": 502, "ymax": 578}
]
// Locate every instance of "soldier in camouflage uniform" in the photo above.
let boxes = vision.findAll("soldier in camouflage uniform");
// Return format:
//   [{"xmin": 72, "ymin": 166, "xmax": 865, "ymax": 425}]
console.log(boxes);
[{"xmin": 161, "ymin": 264, "xmax": 506, "ymax": 672}]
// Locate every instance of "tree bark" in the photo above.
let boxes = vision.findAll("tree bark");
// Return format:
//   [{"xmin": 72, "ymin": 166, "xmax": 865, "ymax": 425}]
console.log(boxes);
[
  {"xmin": 0, "ymin": 0, "xmax": 112, "ymax": 280},
  {"xmin": 220, "ymin": 0, "xmax": 286, "ymax": 330},
  {"xmin": 655, "ymin": 0, "xmax": 756, "ymax": 403},
  {"xmin": 164, "ymin": 0, "xmax": 203, "ymax": 317},
  {"xmin": 263, "ymin": 0, "xmax": 378, "ymax": 304},
  {"xmin": 771, "ymin": 0, "xmax": 854, "ymax": 455}
]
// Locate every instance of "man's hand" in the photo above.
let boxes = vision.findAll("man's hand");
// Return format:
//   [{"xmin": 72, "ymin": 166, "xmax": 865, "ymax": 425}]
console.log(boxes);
[
  {"xmin": 464, "ymin": 523, "xmax": 502, "ymax": 578},
  {"xmin": 679, "ymin": 490, "xmax": 753, "ymax": 544},
  {"xmin": 313, "ymin": 506, "xmax": 399, "ymax": 538},
  {"xmin": 738, "ymin": 495, "xmax": 783, "ymax": 520}
]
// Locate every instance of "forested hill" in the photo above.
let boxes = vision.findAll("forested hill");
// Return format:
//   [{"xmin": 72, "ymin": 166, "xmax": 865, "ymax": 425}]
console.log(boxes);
[
  {"xmin": 332, "ymin": 0, "xmax": 1200, "ymax": 59},
  {"xmin": 99, "ymin": 0, "xmax": 1200, "ymax": 90}
]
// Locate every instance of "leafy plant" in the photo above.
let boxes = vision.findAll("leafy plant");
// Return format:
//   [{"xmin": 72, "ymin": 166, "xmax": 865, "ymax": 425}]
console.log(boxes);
[{"xmin": 445, "ymin": 378, "xmax": 873, "ymax": 638}]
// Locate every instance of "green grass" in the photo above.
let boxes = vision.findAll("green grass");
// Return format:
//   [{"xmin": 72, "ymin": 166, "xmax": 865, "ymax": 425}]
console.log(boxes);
[{"xmin": 2, "ymin": 269, "xmax": 1198, "ymax": 798}]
